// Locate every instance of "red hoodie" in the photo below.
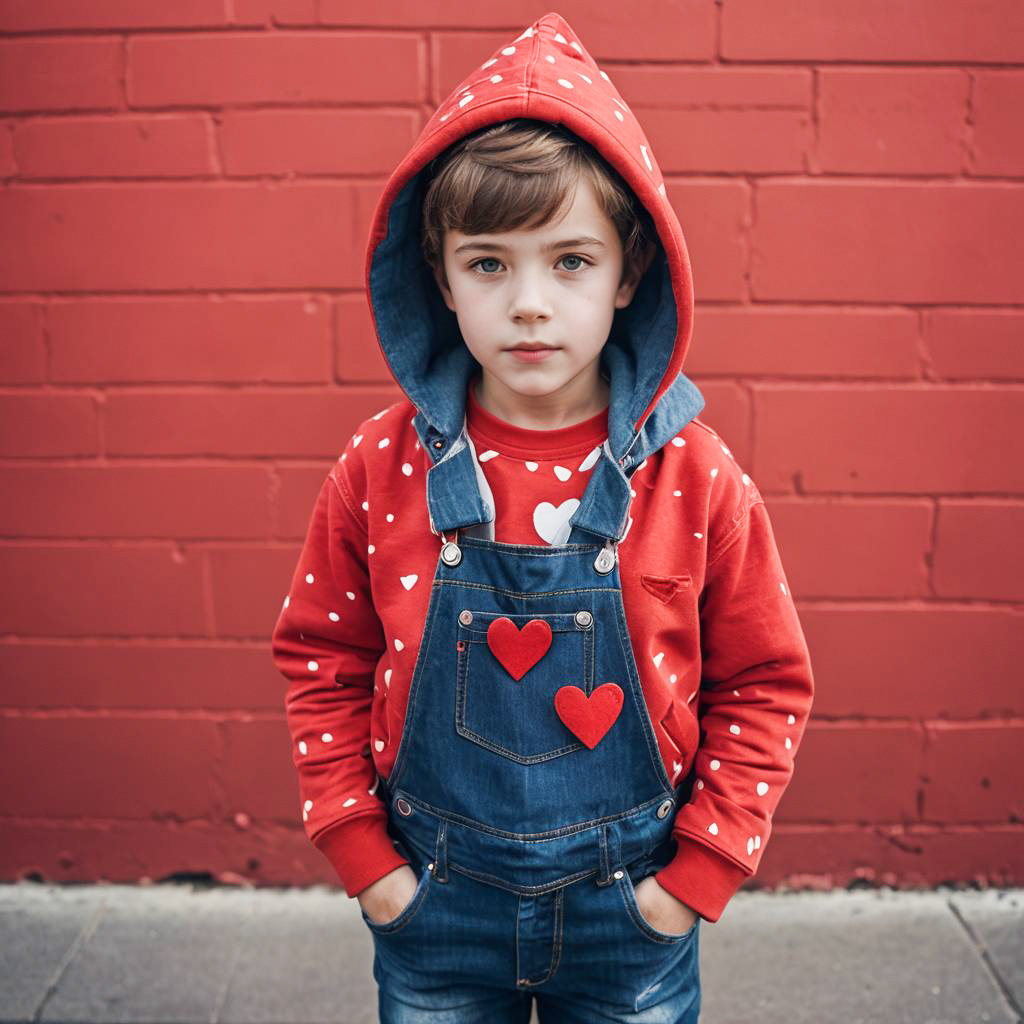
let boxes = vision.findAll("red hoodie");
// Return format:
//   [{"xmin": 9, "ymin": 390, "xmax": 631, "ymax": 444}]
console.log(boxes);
[{"xmin": 270, "ymin": 11, "xmax": 814, "ymax": 924}]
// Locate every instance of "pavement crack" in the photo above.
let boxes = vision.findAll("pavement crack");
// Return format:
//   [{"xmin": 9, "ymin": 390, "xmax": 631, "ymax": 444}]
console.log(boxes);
[
  {"xmin": 210, "ymin": 889, "xmax": 255, "ymax": 1023},
  {"xmin": 947, "ymin": 896, "xmax": 1024, "ymax": 1023},
  {"xmin": 34, "ymin": 893, "xmax": 109, "ymax": 1022}
]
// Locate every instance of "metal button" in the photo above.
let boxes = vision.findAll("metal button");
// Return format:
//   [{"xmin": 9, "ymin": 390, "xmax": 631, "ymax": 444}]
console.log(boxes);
[
  {"xmin": 575, "ymin": 610, "xmax": 593, "ymax": 628},
  {"xmin": 593, "ymin": 547, "xmax": 615, "ymax": 575},
  {"xmin": 459, "ymin": 609, "xmax": 473, "ymax": 625},
  {"xmin": 395, "ymin": 797, "xmax": 412, "ymax": 816},
  {"xmin": 427, "ymin": 862, "xmax": 435, "ymax": 871},
  {"xmin": 441, "ymin": 541, "xmax": 462, "ymax": 566},
  {"xmin": 613, "ymin": 869, "xmax": 624, "ymax": 879},
  {"xmin": 656, "ymin": 798, "xmax": 674, "ymax": 819}
]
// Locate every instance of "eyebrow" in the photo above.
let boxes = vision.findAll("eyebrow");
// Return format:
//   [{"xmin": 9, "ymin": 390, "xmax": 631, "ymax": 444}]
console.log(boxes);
[{"xmin": 453, "ymin": 236, "xmax": 607, "ymax": 255}]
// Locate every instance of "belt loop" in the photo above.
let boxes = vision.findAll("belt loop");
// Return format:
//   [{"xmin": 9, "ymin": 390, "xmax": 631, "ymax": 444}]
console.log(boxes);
[
  {"xmin": 432, "ymin": 819, "xmax": 449, "ymax": 883},
  {"xmin": 596, "ymin": 824, "xmax": 614, "ymax": 887},
  {"xmin": 607, "ymin": 824, "xmax": 623, "ymax": 878}
]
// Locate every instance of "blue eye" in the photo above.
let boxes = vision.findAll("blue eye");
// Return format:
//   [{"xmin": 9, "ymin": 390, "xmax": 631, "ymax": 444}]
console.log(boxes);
[
  {"xmin": 467, "ymin": 255, "xmax": 591, "ymax": 275},
  {"xmin": 471, "ymin": 257, "xmax": 503, "ymax": 274}
]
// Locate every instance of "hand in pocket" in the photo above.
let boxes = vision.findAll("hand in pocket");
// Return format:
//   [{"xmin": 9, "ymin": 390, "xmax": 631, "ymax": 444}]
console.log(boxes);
[
  {"xmin": 357, "ymin": 864, "xmax": 420, "ymax": 926},
  {"xmin": 633, "ymin": 875, "xmax": 699, "ymax": 934}
]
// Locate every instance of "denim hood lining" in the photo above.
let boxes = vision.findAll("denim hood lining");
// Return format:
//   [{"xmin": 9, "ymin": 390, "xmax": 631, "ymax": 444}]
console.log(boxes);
[{"xmin": 364, "ymin": 10, "xmax": 705, "ymax": 473}]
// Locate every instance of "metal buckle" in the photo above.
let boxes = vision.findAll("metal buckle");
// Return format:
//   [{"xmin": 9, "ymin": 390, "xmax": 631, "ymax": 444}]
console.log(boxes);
[
  {"xmin": 439, "ymin": 526, "xmax": 462, "ymax": 567},
  {"xmin": 593, "ymin": 538, "xmax": 617, "ymax": 575}
]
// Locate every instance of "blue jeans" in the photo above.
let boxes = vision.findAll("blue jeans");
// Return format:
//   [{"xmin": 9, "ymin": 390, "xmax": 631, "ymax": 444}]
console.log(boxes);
[
  {"xmin": 363, "ymin": 848, "xmax": 701, "ymax": 1023},
  {"xmin": 363, "ymin": 508, "xmax": 703, "ymax": 1021}
]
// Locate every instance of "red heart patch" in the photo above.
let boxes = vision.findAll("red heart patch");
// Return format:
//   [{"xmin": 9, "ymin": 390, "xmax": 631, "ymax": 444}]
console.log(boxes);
[
  {"xmin": 554, "ymin": 683, "xmax": 624, "ymax": 749},
  {"xmin": 486, "ymin": 617, "xmax": 553, "ymax": 681}
]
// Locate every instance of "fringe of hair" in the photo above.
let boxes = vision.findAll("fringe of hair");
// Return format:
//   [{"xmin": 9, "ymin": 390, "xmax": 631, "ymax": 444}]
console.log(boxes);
[{"xmin": 420, "ymin": 118, "xmax": 657, "ymax": 289}]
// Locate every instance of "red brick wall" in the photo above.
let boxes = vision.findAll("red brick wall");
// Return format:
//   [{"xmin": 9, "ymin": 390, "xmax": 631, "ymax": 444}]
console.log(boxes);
[{"xmin": 1, "ymin": 2, "xmax": 1021, "ymax": 891}]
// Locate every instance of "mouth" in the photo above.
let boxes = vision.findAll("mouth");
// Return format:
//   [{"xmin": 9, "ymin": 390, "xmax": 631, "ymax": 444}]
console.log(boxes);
[{"xmin": 507, "ymin": 344, "xmax": 559, "ymax": 362}]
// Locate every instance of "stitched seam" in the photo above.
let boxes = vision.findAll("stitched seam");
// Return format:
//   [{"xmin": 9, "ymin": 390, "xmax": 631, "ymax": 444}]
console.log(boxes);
[
  {"xmin": 396, "ymin": 791, "xmax": 666, "ymax": 841},
  {"xmin": 619, "ymin": 873, "xmax": 690, "ymax": 943},
  {"xmin": 612, "ymin": 582, "xmax": 674, "ymax": 791},
  {"xmin": 706, "ymin": 497, "xmax": 765, "ymax": 570},
  {"xmin": 469, "ymin": 416, "xmax": 606, "ymax": 459},
  {"xmin": 311, "ymin": 809, "xmax": 387, "ymax": 848},
  {"xmin": 439, "ymin": 580, "xmax": 617, "ymax": 599},
  {"xmin": 515, "ymin": 893, "xmax": 522, "ymax": 983},
  {"xmin": 455, "ymin": 626, "xmax": 588, "ymax": 763},
  {"xmin": 673, "ymin": 827, "xmax": 756, "ymax": 877},
  {"xmin": 329, "ymin": 466, "xmax": 368, "ymax": 536},
  {"xmin": 363, "ymin": 865, "xmax": 431, "ymax": 933},
  {"xmin": 451, "ymin": 862, "xmax": 595, "ymax": 895},
  {"xmin": 549, "ymin": 888, "xmax": 564, "ymax": 978},
  {"xmin": 383, "ymin": 580, "xmax": 445, "ymax": 790}
]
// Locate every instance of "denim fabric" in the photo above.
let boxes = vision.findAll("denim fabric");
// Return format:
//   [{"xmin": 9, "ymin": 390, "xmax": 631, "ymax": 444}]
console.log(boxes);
[
  {"xmin": 361, "ymin": 523, "xmax": 701, "ymax": 1022},
  {"xmin": 365, "ymin": 857, "xmax": 701, "ymax": 1022},
  {"xmin": 411, "ymin": 365, "xmax": 705, "ymax": 541},
  {"xmin": 368, "ymin": 164, "xmax": 706, "ymax": 503}
]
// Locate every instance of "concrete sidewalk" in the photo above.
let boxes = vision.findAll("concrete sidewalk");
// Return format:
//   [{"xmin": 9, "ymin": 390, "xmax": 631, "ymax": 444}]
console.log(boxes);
[{"xmin": 1, "ymin": 882, "xmax": 1021, "ymax": 1024}]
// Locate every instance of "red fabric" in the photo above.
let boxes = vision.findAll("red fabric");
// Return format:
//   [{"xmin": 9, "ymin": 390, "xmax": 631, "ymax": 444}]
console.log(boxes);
[
  {"xmin": 553, "ymin": 682, "xmax": 625, "ymax": 750},
  {"xmin": 272, "ymin": 372, "xmax": 815, "ymax": 920},
  {"xmin": 487, "ymin": 617, "xmax": 554, "ymax": 681},
  {"xmin": 271, "ymin": 11, "xmax": 815, "ymax": 924},
  {"xmin": 314, "ymin": 816, "xmax": 410, "ymax": 900}
]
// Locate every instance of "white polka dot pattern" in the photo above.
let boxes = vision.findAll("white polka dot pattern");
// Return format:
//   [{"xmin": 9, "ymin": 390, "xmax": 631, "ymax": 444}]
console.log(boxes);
[
  {"xmin": 273, "ymin": 14, "xmax": 815, "ymax": 913},
  {"xmin": 283, "ymin": 408, "xmax": 807, "ymax": 889},
  {"xmin": 430, "ymin": 14, "xmax": 668, "ymax": 202}
]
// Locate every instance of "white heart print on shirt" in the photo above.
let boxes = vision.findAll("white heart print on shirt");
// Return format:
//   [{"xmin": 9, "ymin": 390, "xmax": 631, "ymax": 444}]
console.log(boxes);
[{"xmin": 533, "ymin": 499, "xmax": 580, "ymax": 545}]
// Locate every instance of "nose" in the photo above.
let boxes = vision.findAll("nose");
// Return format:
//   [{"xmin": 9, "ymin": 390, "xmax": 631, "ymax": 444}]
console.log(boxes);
[{"xmin": 507, "ymin": 266, "xmax": 552, "ymax": 323}]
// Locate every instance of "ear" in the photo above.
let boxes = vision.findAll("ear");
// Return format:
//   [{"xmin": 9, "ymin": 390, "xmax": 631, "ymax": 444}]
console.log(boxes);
[
  {"xmin": 614, "ymin": 241, "xmax": 657, "ymax": 309},
  {"xmin": 432, "ymin": 261, "xmax": 457, "ymax": 313}
]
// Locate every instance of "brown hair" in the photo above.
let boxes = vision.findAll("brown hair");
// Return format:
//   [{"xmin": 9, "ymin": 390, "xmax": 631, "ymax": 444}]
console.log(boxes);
[{"xmin": 420, "ymin": 118, "xmax": 657, "ymax": 290}]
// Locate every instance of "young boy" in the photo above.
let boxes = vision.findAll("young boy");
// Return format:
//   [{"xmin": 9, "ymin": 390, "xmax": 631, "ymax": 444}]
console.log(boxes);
[{"xmin": 271, "ymin": 11, "xmax": 814, "ymax": 1022}]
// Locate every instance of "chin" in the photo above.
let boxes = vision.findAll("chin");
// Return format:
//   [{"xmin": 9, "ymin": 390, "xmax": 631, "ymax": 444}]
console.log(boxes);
[{"xmin": 499, "ymin": 372, "xmax": 567, "ymax": 394}]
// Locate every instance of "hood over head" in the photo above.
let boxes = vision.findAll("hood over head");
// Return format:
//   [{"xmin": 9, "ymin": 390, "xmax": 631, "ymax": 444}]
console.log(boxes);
[{"xmin": 364, "ymin": 11, "xmax": 705, "ymax": 542}]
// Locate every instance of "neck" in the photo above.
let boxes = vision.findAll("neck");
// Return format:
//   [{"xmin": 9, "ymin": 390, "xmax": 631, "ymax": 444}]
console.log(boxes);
[{"xmin": 473, "ymin": 369, "xmax": 609, "ymax": 431}]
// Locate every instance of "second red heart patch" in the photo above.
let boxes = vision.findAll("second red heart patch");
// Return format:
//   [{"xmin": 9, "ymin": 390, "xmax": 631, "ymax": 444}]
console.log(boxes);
[
  {"xmin": 554, "ymin": 683, "xmax": 624, "ymax": 749},
  {"xmin": 486, "ymin": 616, "xmax": 553, "ymax": 680}
]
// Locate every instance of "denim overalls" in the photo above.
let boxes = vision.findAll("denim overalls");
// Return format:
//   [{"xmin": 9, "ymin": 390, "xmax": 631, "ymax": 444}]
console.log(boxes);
[{"xmin": 361, "ymin": 427, "xmax": 702, "ymax": 1024}]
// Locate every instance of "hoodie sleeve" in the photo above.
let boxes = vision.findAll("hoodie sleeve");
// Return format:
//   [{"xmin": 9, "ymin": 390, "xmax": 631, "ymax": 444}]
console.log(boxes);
[
  {"xmin": 654, "ymin": 469, "xmax": 815, "ymax": 924},
  {"xmin": 270, "ymin": 445, "xmax": 410, "ymax": 898}
]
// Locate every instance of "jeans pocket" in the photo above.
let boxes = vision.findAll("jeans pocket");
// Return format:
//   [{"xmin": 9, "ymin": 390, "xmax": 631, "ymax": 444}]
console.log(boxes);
[
  {"xmin": 360, "ymin": 861, "xmax": 433, "ymax": 935},
  {"xmin": 616, "ymin": 863, "xmax": 699, "ymax": 945},
  {"xmin": 454, "ymin": 609, "xmax": 593, "ymax": 763}
]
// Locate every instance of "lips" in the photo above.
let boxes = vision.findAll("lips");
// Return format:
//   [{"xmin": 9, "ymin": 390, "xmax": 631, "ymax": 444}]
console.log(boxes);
[
  {"xmin": 509, "ymin": 344, "xmax": 558, "ymax": 351},
  {"xmin": 508, "ymin": 345, "xmax": 558, "ymax": 362}
]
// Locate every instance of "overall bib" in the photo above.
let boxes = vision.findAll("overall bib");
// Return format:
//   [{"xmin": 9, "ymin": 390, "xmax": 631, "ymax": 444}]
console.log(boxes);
[{"xmin": 361, "ymin": 435, "xmax": 702, "ymax": 1024}]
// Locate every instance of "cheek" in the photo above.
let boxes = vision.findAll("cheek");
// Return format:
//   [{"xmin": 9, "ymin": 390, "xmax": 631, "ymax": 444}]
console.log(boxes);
[
  {"xmin": 446, "ymin": 278, "xmax": 481, "ymax": 315},
  {"xmin": 572, "ymin": 276, "xmax": 621, "ymax": 315},
  {"xmin": 454, "ymin": 286, "xmax": 491, "ymax": 319},
  {"xmin": 449, "ymin": 287, "xmax": 496, "ymax": 339}
]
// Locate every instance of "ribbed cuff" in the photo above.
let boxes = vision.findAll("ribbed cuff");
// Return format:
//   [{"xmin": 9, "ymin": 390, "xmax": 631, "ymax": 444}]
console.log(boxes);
[
  {"xmin": 653, "ymin": 836, "xmax": 750, "ymax": 923},
  {"xmin": 314, "ymin": 816, "xmax": 411, "ymax": 899}
]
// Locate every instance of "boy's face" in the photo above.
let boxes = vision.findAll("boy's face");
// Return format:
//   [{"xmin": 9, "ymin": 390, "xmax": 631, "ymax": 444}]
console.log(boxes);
[{"xmin": 433, "ymin": 174, "xmax": 650, "ymax": 411}]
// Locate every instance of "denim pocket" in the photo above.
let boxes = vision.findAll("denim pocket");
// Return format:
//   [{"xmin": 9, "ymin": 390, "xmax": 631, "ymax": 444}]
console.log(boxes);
[
  {"xmin": 616, "ymin": 864, "xmax": 699, "ymax": 945},
  {"xmin": 454, "ymin": 608, "xmax": 594, "ymax": 764},
  {"xmin": 359, "ymin": 861, "xmax": 433, "ymax": 935}
]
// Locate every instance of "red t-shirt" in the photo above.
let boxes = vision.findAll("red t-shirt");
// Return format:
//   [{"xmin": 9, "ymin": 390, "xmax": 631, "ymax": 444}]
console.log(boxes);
[{"xmin": 465, "ymin": 373, "xmax": 610, "ymax": 546}]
